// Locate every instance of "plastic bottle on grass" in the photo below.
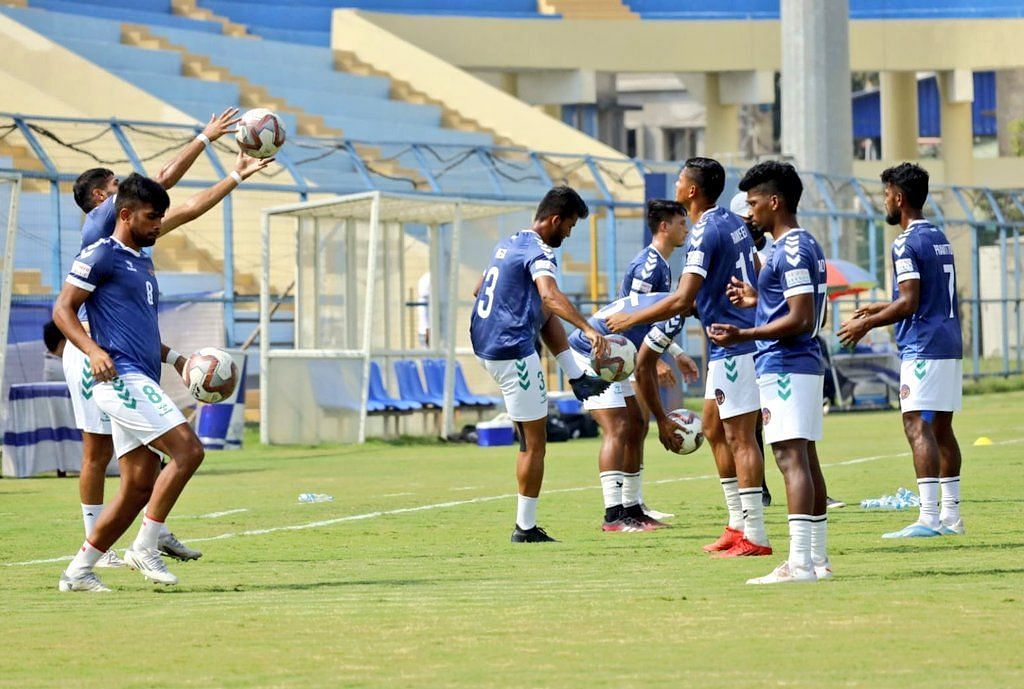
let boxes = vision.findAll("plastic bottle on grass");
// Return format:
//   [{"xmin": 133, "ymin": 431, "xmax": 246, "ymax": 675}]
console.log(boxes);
[{"xmin": 298, "ymin": 493, "xmax": 333, "ymax": 503}]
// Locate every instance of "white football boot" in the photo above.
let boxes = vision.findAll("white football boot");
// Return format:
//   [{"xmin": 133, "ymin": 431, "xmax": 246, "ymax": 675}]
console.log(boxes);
[
  {"xmin": 747, "ymin": 560, "xmax": 817, "ymax": 585},
  {"xmin": 59, "ymin": 570, "xmax": 111, "ymax": 592},
  {"xmin": 158, "ymin": 532, "xmax": 202, "ymax": 561},
  {"xmin": 124, "ymin": 548, "xmax": 178, "ymax": 585},
  {"xmin": 813, "ymin": 558, "xmax": 834, "ymax": 580},
  {"xmin": 95, "ymin": 549, "xmax": 125, "ymax": 568}
]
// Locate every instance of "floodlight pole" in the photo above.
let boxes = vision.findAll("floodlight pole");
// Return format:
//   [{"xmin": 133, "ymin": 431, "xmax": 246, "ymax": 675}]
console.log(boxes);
[
  {"xmin": 259, "ymin": 210, "xmax": 271, "ymax": 444},
  {"xmin": 441, "ymin": 203, "xmax": 463, "ymax": 439},
  {"xmin": 358, "ymin": 193, "xmax": 382, "ymax": 443}
]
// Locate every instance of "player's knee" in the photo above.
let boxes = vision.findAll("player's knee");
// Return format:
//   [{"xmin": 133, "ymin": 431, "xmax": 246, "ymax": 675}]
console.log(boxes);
[
  {"xmin": 176, "ymin": 439, "xmax": 205, "ymax": 470},
  {"xmin": 902, "ymin": 412, "xmax": 928, "ymax": 440}
]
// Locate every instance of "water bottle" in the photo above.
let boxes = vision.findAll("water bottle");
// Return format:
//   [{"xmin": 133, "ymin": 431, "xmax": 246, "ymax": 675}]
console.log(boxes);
[{"xmin": 298, "ymin": 493, "xmax": 334, "ymax": 503}]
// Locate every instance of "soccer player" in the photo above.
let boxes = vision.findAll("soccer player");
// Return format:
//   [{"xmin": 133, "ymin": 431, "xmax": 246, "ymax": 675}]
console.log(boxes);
[
  {"xmin": 607, "ymin": 158, "xmax": 771, "ymax": 558},
  {"xmin": 470, "ymin": 186, "xmax": 610, "ymax": 543},
  {"xmin": 566, "ymin": 291, "xmax": 697, "ymax": 532},
  {"xmin": 837, "ymin": 162, "xmax": 964, "ymax": 538},
  {"xmin": 55, "ymin": 174, "xmax": 227, "ymax": 591},
  {"xmin": 616, "ymin": 199, "xmax": 689, "ymax": 522},
  {"xmin": 707, "ymin": 161, "xmax": 831, "ymax": 584}
]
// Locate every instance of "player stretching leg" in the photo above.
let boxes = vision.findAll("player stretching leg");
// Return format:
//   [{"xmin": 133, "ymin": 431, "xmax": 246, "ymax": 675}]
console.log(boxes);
[
  {"xmin": 566, "ymin": 292, "xmax": 697, "ymax": 532},
  {"xmin": 708, "ymin": 161, "xmax": 831, "ymax": 584},
  {"xmin": 838, "ymin": 163, "xmax": 964, "ymax": 538},
  {"xmin": 470, "ymin": 187, "xmax": 610, "ymax": 543},
  {"xmin": 607, "ymin": 158, "xmax": 770, "ymax": 557},
  {"xmin": 605, "ymin": 200, "xmax": 688, "ymax": 525},
  {"xmin": 66, "ymin": 109, "xmax": 240, "ymax": 564}
]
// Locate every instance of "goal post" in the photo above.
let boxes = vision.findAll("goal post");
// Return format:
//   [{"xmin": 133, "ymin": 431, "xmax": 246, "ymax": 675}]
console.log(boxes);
[
  {"xmin": 0, "ymin": 174, "xmax": 22, "ymax": 402},
  {"xmin": 259, "ymin": 191, "xmax": 534, "ymax": 445}
]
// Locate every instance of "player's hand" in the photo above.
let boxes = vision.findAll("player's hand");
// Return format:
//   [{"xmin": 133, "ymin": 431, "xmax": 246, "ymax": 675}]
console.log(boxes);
[
  {"xmin": 726, "ymin": 276, "xmax": 758, "ymax": 308},
  {"xmin": 707, "ymin": 323, "xmax": 743, "ymax": 347},
  {"xmin": 604, "ymin": 312, "xmax": 632, "ymax": 334},
  {"xmin": 656, "ymin": 416, "xmax": 683, "ymax": 453},
  {"xmin": 837, "ymin": 318, "xmax": 871, "ymax": 348},
  {"xmin": 234, "ymin": 151, "xmax": 275, "ymax": 179},
  {"xmin": 202, "ymin": 107, "xmax": 242, "ymax": 142},
  {"xmin": 656, "ymin": 359, "xmax": 676, "ymax": 387},
  {"xmin": 173, "ymin": 354, "xmax": 187, "ymax": 377},
  {"xmin": 87, "ymin": 347, "xmax": 118, "ymax": 383},
  {"xmin": 674, "ymin": 353, "xmax": 700, "ymax": 383},
  {"xmin": 585, "ymin": 328, "xmax": 608, "ymax": 358},
  {"xmin": 852, "ymin": 302, "xmax": 886, "ymax": 319},
  {"xmin": 569, "ymin": 374, "xmax": 610, "ymax": 402}
]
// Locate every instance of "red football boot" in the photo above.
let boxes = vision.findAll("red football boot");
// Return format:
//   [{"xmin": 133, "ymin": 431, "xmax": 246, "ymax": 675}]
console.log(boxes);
[
  {"xmin": 702, "ymin": 526, "xmax": 743, "ymax": 553},
  {"xmin": 715, "ymin": 536, "xmax": 773, "ymax": 558}
]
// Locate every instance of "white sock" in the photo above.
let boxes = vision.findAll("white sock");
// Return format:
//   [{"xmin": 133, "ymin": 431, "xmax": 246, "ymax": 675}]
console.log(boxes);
[
  {"xmin": 143, "ymin": 505, "xmax": 172, "ymax": 536},
  {"xmin": 940, "ymin": 476, "xmax": 961, "ymax": 524},
  {"xmin": 81, "ymin": 503, "xmax": 103, "ymax": 539},
  {"xmin": 720, "ymin": 478, "xmax": 743, "ymax": 531},
  {"xmin": 787, "ymin": 514, "xmax": 813, "ymax": 571},
  {"xmin": 916, "ymin": 478, "xmax": 940, "ymax": 529},
  {"xmin": 66, "ymin": 540, "xmax": 104, "ymax": 578},
  {"xmin": 810, "ymin": 515, "xmax": 828, "ymax": 565},
  {"xmin": 622, "ymin": 472, "xmax": 641, "ymax": 508},
  {"xmin": 599, "ymin": 471, "xmax": 624, "ymax": 509},
  {"xmin": 739, "ymin": 487, "xmax": 767, "ymax": 546},
  {"xmin": 133, "ymin": 514, "xmax": 164, "ymax": 552},
  {"xmin": 636, "ymin": 467, "xmax": 645, "ymax": 505},
  {"xmin": 516, "ymin": 495, "xmax": 538, "ymax": 530},
  {"xmin": 554, "ymin": 349, "xmax": 585, "ymax": 379}
]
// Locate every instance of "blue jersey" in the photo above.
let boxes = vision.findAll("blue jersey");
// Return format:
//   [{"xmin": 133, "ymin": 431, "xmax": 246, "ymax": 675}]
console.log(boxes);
[
  {"xmin": 470, "ymin": 230, "xmax": 558, "ymax": 361},
  {"xmin": 753, "ymin": 229, "xmax": 827, "ymax": 376},
  {"xmin": 81, "ymin": 195, "xmax": 117, "ymax": 249},
  {"xmin": 66, "ymin": 237, "xmax": 162, "ymax": 381},
  {"xmin": 682, "ymin": 206, "xmax": 757, "ymax": 361},
  {"xmin": 891, "ymin": 220, "xmax": 962, "ymax": 360},
  {"xmin": 567, "ymin": 292, "xmax": 684, "ymax": 357},
  {"xmin": 619, "ymin": 244, "xmax": 671, "ymax": 297}
]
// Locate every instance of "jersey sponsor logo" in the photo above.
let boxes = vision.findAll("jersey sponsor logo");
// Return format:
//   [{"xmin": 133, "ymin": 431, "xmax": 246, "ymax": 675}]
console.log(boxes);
[
  {"xmin": 895, "ymin": 258, "xmax": 915, "ymax": 275},
  {"xmin": 630, "ymin": 278, "xmax": 653, "ymax": 293},
  {"xmin": 784, "ymin": 268, "xmax": 811, "ymax": 288},
  {"xmin": 685, "ymin": 250, "xmax": 705, "ymax": 267},
  {"xmin": 70, "ymin": 260, "xmax": 92, "ymax": 279}
]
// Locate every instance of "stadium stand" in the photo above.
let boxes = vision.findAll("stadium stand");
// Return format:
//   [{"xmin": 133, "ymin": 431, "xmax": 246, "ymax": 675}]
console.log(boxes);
[{"xmin": 622, "ymin": 0, "xmax": 1024, "ymax": 19}]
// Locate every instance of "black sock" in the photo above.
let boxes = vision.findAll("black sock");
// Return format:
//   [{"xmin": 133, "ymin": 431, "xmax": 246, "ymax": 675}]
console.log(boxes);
[
  {"xmin": 604, "ymin": 505, "xmax": 624, "ymax": 522},
  {"xmin": 625, "ymin": 504, "xmax": 645, "ymax": 520}
]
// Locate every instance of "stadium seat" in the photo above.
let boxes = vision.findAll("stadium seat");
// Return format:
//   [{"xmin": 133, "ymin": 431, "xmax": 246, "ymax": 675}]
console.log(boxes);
[
  {"xmin": 368, "ymin": 361, "xmax": 422, "ymax": 411},
  {"xmin": 394, "ymin": 360, "xmax": 444, "ymax": 408},
  {"xmin": 422, "ymin": 359, "xmax": 497, "ymax": 407}
]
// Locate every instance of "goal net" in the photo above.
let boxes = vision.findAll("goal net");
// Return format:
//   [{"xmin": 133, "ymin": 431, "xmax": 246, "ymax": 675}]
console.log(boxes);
[{"xmin": 259, "ymin": 191, "xmax": 534, "ymax": 444}]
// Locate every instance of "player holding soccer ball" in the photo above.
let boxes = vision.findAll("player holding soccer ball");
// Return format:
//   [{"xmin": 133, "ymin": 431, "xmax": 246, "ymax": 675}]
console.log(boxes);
[
  {"xmin": 470, "ymin": 186, "xmax": 610, "ymax": 543},
  {"xmin": 837, "ymin": 163, "xmax": 964, "ymax": 539},
  {"xmin": 607, "ymin": 158, "xmax": 772, "ymax": 558},
  {"xmin": 54, "ymin": 175, "xmax": 236, "ymax": 591},
  {"xmin": 707, "ymin": 161, "xmax": 832, "ymax": 584}
]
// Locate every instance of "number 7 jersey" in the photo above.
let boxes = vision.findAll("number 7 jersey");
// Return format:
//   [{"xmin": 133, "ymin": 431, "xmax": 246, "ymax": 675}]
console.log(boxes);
[{"xmin": 891, "ymin": 219, "xmax": 962, "ymax": 360}]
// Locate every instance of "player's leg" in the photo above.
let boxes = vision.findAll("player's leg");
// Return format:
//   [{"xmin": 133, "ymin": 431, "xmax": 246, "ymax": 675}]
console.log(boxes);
[
  {"xmin": 621, "ymin": 394, "xmax": 663, "ymax": 529},
  {"xmin": 807, "ymin": 441, "xmax": 831, "ymax": 579},
  {"xmin": 756, "ymin": 415, "xmax": 771, "ymax": 506},
  {"xmin": 932, "ymin": 411, "xmax": 964, "ymax": 534},
  {"xmin": 632, "ymin": 393, "xmax": 673, "ymax": 522},
  {"xmin": 702, "ymin": 386, "xmax": 743, "ymax": 553},
  {"xmin": 717, "ymin": 410, "xmax": 771, "ymax": 556}
]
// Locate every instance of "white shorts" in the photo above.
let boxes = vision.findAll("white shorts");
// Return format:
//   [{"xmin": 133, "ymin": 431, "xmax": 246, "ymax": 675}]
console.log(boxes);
[
  {"xmin": 480, "ymin": 352, "xmax": 548, "ymax": 422},
  {"xmin": 62, "ymin": 339, "xmax": 112, "ymax": 435},
  {"xmin": 899, "ymin": 359, "xmax": 962, "ymax": 413},
  {"xmin": 569, "ymin": 348, "xmax": 634, "ymax": 411},
  {"xmin": 758, "ymin": 373, "xmax": 824, "ymax": 444},
  {"xmin": 704, "ymin": 353, "xmax": 760, "ymax": 420},
  {"xmin": 93, "ymin": 373, "xmax": 187, "ymax": 458}
]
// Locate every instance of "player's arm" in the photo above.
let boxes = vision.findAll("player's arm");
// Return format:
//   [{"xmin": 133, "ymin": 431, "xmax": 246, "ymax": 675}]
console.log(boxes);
[
  {"xmin": 606, "ymin": 273, "xmax": 702, "ymax": 333},
  {"xmin": 634, "ymin": 343, "xmax": 683, "ymax": 452},
  {"xmin": 153, "ymin": 107, "xmax": 241, "ymax": 189},
  {"xmin": 159, "ymin": 344, "xmax": 187, "ymax": 376},
  {"xmin": 159, "ymin": 152, "xmax": 274, "ymax": 235},
  {"xmin": 52, "ymin": 284, "xmax": 117, "ymax": 382},
  {"xmin": 708, "ymin": 292, "xmax": 816, "ymax": 347},
  {"xmin": 534, "ymin": 275, "xmax": 607, "ymax": 357},
  {"xmin": 837, "ymin": 279, "xmax": 919, "ymax": 347}
]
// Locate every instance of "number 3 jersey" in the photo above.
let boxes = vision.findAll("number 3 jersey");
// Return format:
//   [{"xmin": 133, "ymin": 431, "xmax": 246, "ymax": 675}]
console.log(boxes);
[
  {"xmin": 567, "ymin": 292, "xmax": 685, "ymax": 357},
  {"xmin": 470, "ymin": 230, "xmax": 558, "ymax": 361},
  {"xmin": 65, "ymin": 237, "xmax": 162, "ymax": 381},
  {"xmin": 754, "ymin": 228, "xmax": 827, "ymax": 377},
  {"xmin": 891, "ymin": 219, "xmax": 962, "ymax": 360}
]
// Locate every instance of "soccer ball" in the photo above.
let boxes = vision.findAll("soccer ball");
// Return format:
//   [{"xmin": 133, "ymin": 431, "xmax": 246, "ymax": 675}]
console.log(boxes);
[
  {"xmin": 235, "ymin": 108, "xmax": 286, "ymax": 159},
  {"xmin": 184, "ymin": 347, "xmax": 239, "ymax": 403},
  {"xmin": 666, "ymin": 408, "xmax": 704, "ymax": 455},
  {"xmin": 590, "ymin": 334, "xmax": 636, "ymax": 382}
]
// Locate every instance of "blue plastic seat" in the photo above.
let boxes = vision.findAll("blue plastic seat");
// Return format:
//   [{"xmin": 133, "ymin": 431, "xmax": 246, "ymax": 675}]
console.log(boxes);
[
  {"xmin": 394, "ymin": 360, "xmax": 443, "ymax": 408},
  {"xmin": 454, "ymin": 363, "xmax": 500, "ymax": 407},
  {"xmin": 369, "ymin": 361, "xmax": 421, "ymax": 411},
  {"xmin": 423, "ymin": 359, "xmax": 495, "ymax": 407}
]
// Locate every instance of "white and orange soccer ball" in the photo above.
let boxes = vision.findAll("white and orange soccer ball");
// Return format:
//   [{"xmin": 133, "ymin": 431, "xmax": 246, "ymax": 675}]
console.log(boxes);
[
  {"xmin": 235, "ymin": 108, "xmax": 286, "ymax": 159},
  {"xmin": 184, "ymin": 347, "xmax": 239, "ymax": 404},
  {"xmin": 666, "ymin": 408, "xmax": 704, "ymax": 455},
  {"xmin": 590, "ymin": 334, "xmax": 636, "ymax": 383}
]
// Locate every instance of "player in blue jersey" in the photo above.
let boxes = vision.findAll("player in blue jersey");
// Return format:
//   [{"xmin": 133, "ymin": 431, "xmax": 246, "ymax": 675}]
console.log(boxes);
[
  {"xmin": 65, "ymin": 108, "xmax": 244, "ymax": 566},
  {"xmin": 54, "ymin": 174, "xmax": 225, "ymax": 592},
  {"xmin": 470, "ymin": 186, "xmax": 610, "ymax": 543},
  {"xmin": 607, "ymin": 158, "xmax": 772, "ymax": 558},
  {"xmin": 838, "ymin": 163, "xmax": 964, "ymax": 539},
  {"xmin": 566, "ymin": 291, "xmax": 697, "ymax": 532},
  {"xmin": 615, "ymin": 200, "xmax": 688, "ymax": 523},
  {"xmin": 708, "ymin": 161, "xmax": 832, "ymax": 584}
]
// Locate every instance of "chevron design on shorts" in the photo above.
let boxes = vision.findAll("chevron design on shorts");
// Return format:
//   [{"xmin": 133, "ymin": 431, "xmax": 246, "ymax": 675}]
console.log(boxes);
[
  {"xmin": 515, "ymin": 359, "xmax": 530, "ymax": 390},
  {"xmin": 913, "ymin": 360, "xmax": 927, "ymax": 380},
  {"xmin": 111, "ymin": 377, "xmax": 137, "ymax": 410},
  {"xmin": 80, "ymin": 359, "xmax": 95, "ymax": 400},
  {"xmin": 724, "ymin": 356, "xmax": 738, "ymax": 382},
  {"xmin": 777, "ymin": 373, "xmax": 792, "ymax": 401}
]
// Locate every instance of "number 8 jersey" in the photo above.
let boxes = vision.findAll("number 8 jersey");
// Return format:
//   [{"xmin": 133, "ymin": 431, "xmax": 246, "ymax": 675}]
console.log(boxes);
[
  {"xmin": 470, "ymin": 230, "xmax": 558, "ymax": 361},
  {"xmin": 891, "ymin": 219, "xmax": 962, "ymax": 360}
]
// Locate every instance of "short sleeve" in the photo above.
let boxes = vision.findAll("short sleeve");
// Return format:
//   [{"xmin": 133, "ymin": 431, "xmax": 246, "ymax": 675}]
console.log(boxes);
[
  {"xmin": 526, "ymin": 244, "xmax": 557, "ymax": 282},
  {"xmin": 893, "ymin": 235, "xmax": 920, "ymax": 283},
  {"xmin": 779, "ymin": 247, "xmax": 816, "ymax": 299},
  {"xmin": 65, "ymin": 241, "xmax": 112, "ymax": 293},
  {"xmin": 682, "ymin": 228, "xmax": 712, "ymax": 279},
  {"xmin": 643, "ymin": 315, "xmax": 684, "ymax": 354}
]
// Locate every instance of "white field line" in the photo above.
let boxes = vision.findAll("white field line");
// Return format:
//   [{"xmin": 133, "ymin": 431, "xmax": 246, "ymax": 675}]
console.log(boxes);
[
  {"xmin": 4, "ymin": 439, "xmax": 1016, "ymax": 568},
  {"xmin": 177, "ymin": 508, "xmax": 250, "ymax": 519}
]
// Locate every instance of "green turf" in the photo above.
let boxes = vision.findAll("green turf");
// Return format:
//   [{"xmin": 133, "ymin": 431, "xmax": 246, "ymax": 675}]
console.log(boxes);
[{"xmin": 2, "ymin": 392, "xmax": 1023, "ymax": 689}]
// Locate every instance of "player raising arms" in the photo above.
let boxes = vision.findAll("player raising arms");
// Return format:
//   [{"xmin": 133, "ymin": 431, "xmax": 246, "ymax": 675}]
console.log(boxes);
[
  {"xmin": 607, "ymin": 158, "xmax": 771, "ymax": 558},
  {"xmin": 837, "ymin": 163, "xmax": 964, "ymax": 538},
  {"xmin": 66, "ymin": 108, "xmax": 242, "ymax": 566},
  {"xmin": 707, "ymin": 161, "xmax": 832, "ymax": 584},
  {"xmin": 470, "ymin": 186, "xmax": 610, "ymax": 543}
]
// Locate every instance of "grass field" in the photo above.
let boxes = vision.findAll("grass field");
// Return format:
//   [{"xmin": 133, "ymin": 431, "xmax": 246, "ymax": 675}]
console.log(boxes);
[{"xmin": 2, "ymin": 392, "xmax": 1023, "ymax": 689}]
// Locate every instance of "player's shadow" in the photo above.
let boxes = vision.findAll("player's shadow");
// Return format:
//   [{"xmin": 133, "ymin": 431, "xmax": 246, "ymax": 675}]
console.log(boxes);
[
  {"xmin": 854, "ymin": 540, "xmax": 1024, "ymax": 555},
  {"xmin": 153, "ymin": 577, "xmax": 445, "ymax": 594},
  {"xmin": 856, "ymin": 566, "xmax": 1024, "ymax": 581}
]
